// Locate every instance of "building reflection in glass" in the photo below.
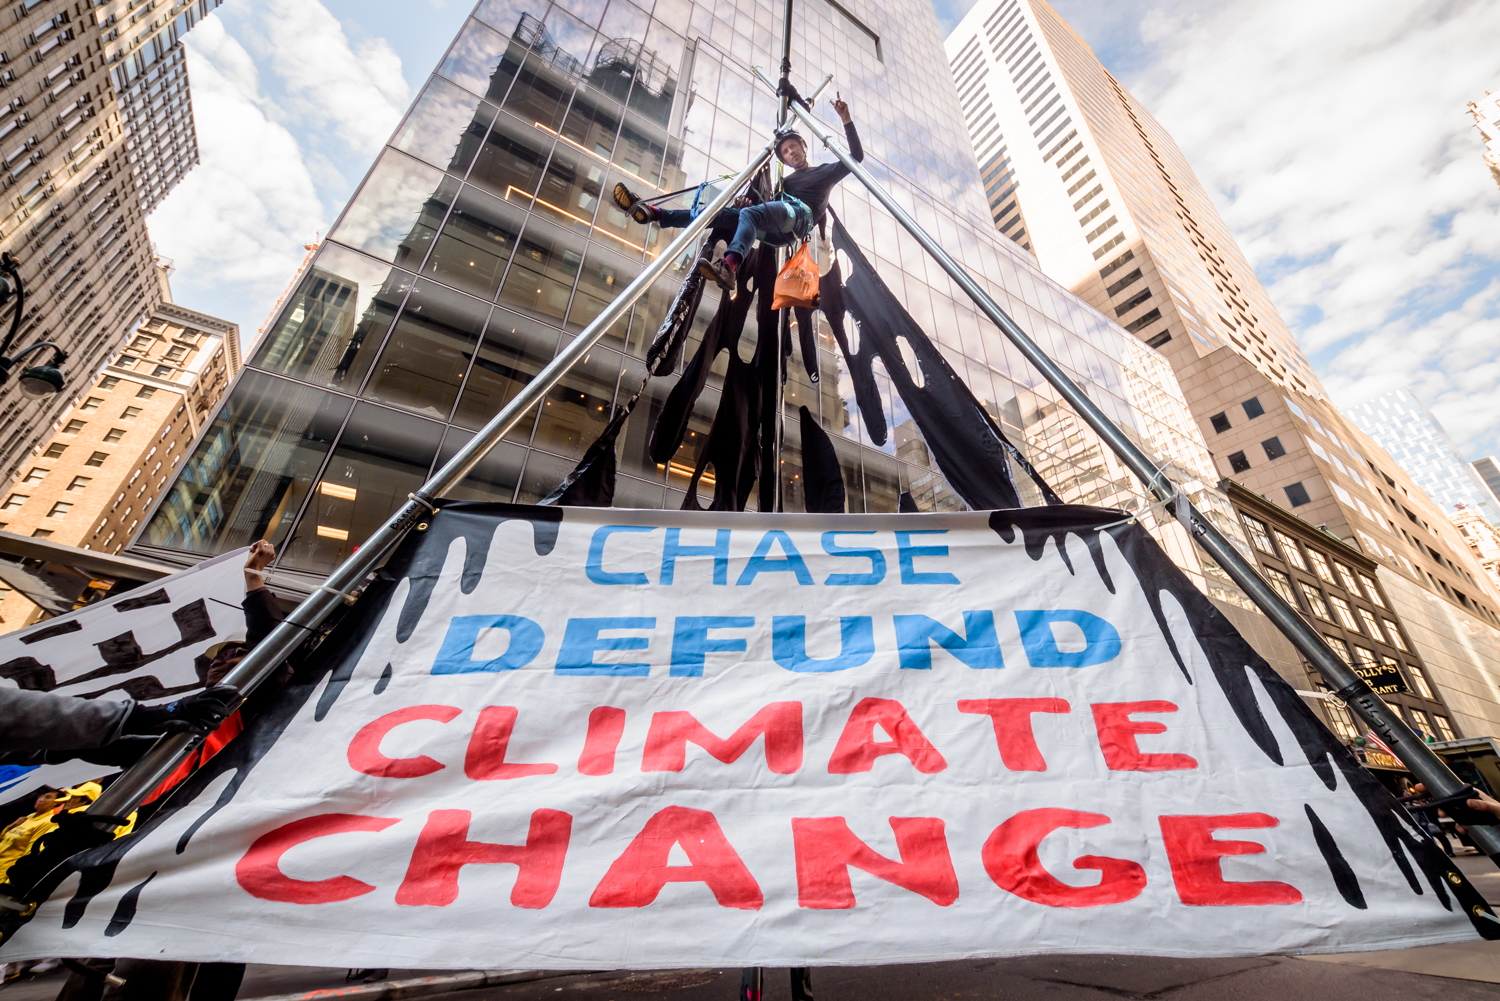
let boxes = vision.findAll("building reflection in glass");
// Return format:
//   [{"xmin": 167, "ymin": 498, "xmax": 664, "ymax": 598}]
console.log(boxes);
[{"xmin": 138, "ymin": 0, "xmax": 1231, "ymax": 580}]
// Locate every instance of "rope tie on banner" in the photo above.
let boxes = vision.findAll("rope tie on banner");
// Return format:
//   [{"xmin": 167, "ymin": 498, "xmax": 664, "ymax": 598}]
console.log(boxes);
[
  {"xmin": 1074, "ymin": 452, "xmax": 1195, "ymax": 535},
  {"xmin": 317, "ymin": 583, "xmax": 363, "ymax": 605}
]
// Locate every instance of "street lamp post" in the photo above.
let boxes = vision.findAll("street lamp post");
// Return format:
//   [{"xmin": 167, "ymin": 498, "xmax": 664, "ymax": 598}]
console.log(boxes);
[{"xmin": 0, "ymin": 252, "xmax": 66, "ymax": 400}]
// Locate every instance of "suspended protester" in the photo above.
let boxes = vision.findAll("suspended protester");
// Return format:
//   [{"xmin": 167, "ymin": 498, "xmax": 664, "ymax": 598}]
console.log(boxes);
[{"xmin": 613, "ymin": 95, "xmax": 862, "ymax": 292}]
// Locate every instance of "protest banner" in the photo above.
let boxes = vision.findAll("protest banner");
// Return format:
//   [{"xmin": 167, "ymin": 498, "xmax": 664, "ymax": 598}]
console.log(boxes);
[
  {"xmin": 0, "ymin": 549, "xmax": 249, "ymax": 801},
  {"xmin": 6, "ymin": 506, "xmax": 1493, "ymax": 966}
]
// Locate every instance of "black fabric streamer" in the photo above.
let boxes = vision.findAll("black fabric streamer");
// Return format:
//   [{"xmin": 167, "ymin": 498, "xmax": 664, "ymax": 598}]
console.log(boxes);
[
  {"xmin": 757, "ymin": 244, "xmax": 783, "ymax": 514},
  {"xmin": 792, "ymin": 306, "xmax": 820, "ymax": 384},
  {"xmin": 542, "ymin": 421, "xmax": 619, "ymax": 508},
  {"xmin": 647, "ymin": 255, "xmax": 762, "ymax": 467},
  {"xmin": 798, "ymin": 405, "xmax": 845, "ymax": 513},
  {"xmin": 681, "ymin": 248, "xmax": 779, "ymax": 511},
  {"xmin": 825, "ymin": 214, "xmax": 1058, "ymax": 511}
]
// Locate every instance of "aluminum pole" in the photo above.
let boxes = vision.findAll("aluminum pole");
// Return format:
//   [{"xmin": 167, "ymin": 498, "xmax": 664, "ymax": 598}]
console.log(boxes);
[
  {"xmin": 87, "ymin": 139, "xmax": 780, "ymax": 827},
  {"xmin": 759, "ymin": 67, "xmax": 1500, "ymax": 860},
  {"xmin": 776, "ymin": 0, "xmax": 794, "ymax": 127}
]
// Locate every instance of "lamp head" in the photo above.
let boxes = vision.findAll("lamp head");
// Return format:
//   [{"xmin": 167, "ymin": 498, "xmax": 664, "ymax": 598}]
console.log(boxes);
[{"xmin": 18, "ymin": 362, "xmax": 64, "ymax": 399}]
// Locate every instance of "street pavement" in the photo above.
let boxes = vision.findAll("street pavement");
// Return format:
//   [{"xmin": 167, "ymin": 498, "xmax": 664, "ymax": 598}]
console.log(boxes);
[{"xmin": 2, "ymin": 853, "xmax": 1499, "ymax": 999}]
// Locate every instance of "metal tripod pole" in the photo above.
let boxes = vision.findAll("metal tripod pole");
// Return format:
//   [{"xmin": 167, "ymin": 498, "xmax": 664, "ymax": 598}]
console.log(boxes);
[
  {"xmin": 764, "ymin": 0, "xmax": 797, "ymax": 514},
  {"xmin": 758, "ymin": 67, "xmax": 1500, "ymax": 862},
  {"xmin": 87, "ymin": 139, "xmax": 781, "ymax": 828}
]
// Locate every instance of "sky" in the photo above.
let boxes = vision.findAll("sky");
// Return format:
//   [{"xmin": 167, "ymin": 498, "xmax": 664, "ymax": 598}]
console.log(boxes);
[{"xmin": 148, "ymin": 0, "xmax": 1500, "ymax": 461}]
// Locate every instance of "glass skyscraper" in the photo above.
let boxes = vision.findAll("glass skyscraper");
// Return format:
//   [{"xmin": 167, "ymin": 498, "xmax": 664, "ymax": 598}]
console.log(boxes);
[
  {"xmin": 1347, "ymin": 390, "xmax": 1500, "ymax": 527},
  {"xmin": 129, "ymin": 0, "xmax": 1229, "ymax": 587}
]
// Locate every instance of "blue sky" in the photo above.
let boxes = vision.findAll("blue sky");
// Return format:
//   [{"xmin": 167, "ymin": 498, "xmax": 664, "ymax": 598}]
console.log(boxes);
[{"xmin": 149, "ymin": 0, "xmax": 1500, "ymax": 461}]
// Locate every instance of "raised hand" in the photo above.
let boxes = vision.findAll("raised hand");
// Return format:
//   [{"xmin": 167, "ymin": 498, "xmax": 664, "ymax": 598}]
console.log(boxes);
[{"xmin": 832, "ymin": 92, "xmax": 851, "ymax": 124}]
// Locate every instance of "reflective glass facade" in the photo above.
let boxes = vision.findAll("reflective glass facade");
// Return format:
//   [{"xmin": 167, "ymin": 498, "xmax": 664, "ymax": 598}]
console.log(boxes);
[{"xmin": 134, "ymin": 0, "xmax": 1229, "ymax": 580}]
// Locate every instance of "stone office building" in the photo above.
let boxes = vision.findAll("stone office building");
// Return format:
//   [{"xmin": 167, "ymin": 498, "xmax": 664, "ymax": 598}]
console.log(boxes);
[
  {"xmin": 1225, "ymin": 480, "xmax": 1459, "ymax": 761},
  {"xmin": 944, "ymin": 0, "xmax": 1500, "ymax": 739},
  {"xmin": 0, "ymin": 0, "xmax": 221, "ymax": 486},
  {"xmin": 0, "ymin": 298, "xmax": 238, "ymax": 633}
]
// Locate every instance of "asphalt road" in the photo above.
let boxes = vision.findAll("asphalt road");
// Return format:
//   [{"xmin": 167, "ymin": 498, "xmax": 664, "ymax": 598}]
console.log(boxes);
[
  {"xmin": 3, "ymin": 852, "xmax": 1499, "ymax": 999},
  {"xmin": 425, "ymin": 956, "xmax": 1500, "ymax": 1001}
]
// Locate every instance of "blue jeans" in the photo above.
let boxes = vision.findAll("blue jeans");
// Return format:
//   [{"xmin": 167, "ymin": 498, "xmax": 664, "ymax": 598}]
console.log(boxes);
[{"xmin": 658, "ymin": 202, "xmax": 801, "ymax": 258}]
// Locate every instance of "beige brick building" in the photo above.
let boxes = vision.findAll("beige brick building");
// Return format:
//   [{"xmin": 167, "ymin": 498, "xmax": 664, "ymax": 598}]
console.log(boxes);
[
  {"xmin": 0, "ymin": 0, "xmax": 223, "ymax": 486},
  {"xmin": 0, "ymin": 298, "xmax": 237, "ymax": 632},
  {"xmin": 1453, "ymin": 504, "xmax": 1500, "ymax": 594},
  {"xmin": 944, "ymin": 0, "xmax": 1500, "ymax": 740}
]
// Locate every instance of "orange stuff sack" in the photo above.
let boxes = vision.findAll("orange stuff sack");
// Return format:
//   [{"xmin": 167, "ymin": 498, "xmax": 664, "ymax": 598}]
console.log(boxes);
[{"xmin": 772, "ymin": 242, "xmax": 819, "ymax": 310}]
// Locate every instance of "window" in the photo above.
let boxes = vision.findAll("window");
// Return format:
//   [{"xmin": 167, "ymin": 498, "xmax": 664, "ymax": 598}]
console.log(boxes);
[
  {"xmin": 1403, "ymin": 660, "xmax": 1435, "ymax": 700},
  {"xmin": 1262, "ymin": 566, "xmax": 1298, "ymax": 605},
  {"xmin": 131, "ymin": 334, "xmax": 153, "ymax": 350},
  {"xmin": 63, "ymin": 419, "xmax": 86, "ymax": 434},
  {"xmin": 104, "ymin": 428, "xmax": 125, "ymax": 442},
  {"xmin": 1262, "ymin": 437, "xmax": 1286, "ymax": 460},
  {"xmin": 99, "ymin": 376, "xmax": 120, "ymax": 390},
  {"xmin": 802, "ymin": 0, "xmax": 882, "ymax": 60},
  {"xmin": 1098, "ymin": 249, "xmax": 1135, "ymax": 279},
  {"xmin": 1104, "ymin": 268, "xmax": 1141, "ymax": 297},
  {"xmin": 1353, "ymin": 646, "xmax": 1378, "ymax": 672},
  {"xmin": 31, "ymin": 529, "xmax": 51, "ymax": 539},
  {"xmin": 42, "ymin": 443, "xmax": 67, "ymax": 458},
  {"xmin": 1383, "ymin": 620, "xmax": 1408, "ymax": 651},
  {"xmin": 1301, "ymin": 583, "xmax": 1332, "ymax": 620},
  {"xmin": 80, "ymin": 396, "xmax": 102, "ymax": 413},
  {"xmin": 67, "ymin": 476, "xmax": 90, "ymax": 492},
  {"xmin": 1434, "ymin": 716, "xmax": 1456, "ymax": 741},
  {"xmin": 1, "ymin": 494, "xmax": 27, "ymax": 511},
  {"xmin": 1275, "ymin": 531, "xmax": 1308, "ymax": 570},
  {"xmin": 1329, "ymin": 595, "xmax": 1360, "ymax": 631},
  {"xmin": 1210, "ymin": 412, "xmax": 1231, "ymax": 434},
  {"xmin": 1357, "ymin": 607, "xmax": 1383, "ymax": 641},
  {"xmin": 1408, "ymin": 709, "xmax": 1433, "ymax": 739},
  {"xmin": 153, "ymin": 365, "xmax": 173, "ymax": 378},
  {"xmin": 1315, "ymin": 685, "xmax": 1361, "ymax": 742},
  {"xmin": 1306, "ymin": 550, "xmax": 1335, "ymax": 583},
  {"xmin": 120, "ymin": 406, "xmax": 142, "ymax": 420},
  {"xmin": 165, "ymin": 345, "xmax": 187, "ymax": 361},
  {"xmin": 1145, "ymin": 330, "xmax": 1172, "ymax": 349},
  {"xmin": 1242, "ymin": 515, "xmax": 1275, "ymax": 555},
  {"xmin": 136, "ymin": 385, "xmax": 157, "ymax": 399},
  {"xmin": 85, "ymin": 451, "xmax": 108, "ymax": 467},
  {"xmin": 46, "ymin": 501, "xmax": 72, "ymax": 519},
  {"xmin": 1228, "ymin": 451, "xmax": 1251, "ymax": 473},
  {"xmin": 1243, "ymin": 397, "xmax": 1265, "ymax": 419},
  {"xmin": 21, "ymin": 467, "xmax": 48, "ymax": 485},
  {"xmin": 1335, "ymin": 562, "xmax": 1360, "ymax": 593},
  {"xmin": 1324, "ymin": 634, "xmax": 1353, "ymax": 664}
]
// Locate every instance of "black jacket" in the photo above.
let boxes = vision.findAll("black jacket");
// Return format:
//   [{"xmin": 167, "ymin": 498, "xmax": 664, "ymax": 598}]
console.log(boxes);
[{"xmin": 780, "ymin": 122, "xmax": 864, "ymax": 225}]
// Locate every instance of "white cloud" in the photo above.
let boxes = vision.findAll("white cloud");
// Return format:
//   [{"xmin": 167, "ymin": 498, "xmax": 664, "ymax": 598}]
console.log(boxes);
[
  {"xmin": 148, "ymin": 0, "xmax": 412, "ymax": 344},
  {"xmin": 1118, "ymin": 0, "xmax": 1500, "ymax": 455},
  {"xmin": 235, "ymin": 0, "xmax": 410, "ymax": 159},
  {"xmin": 148, "ymin": 16, "xmax": 324, "ymax": 309}
]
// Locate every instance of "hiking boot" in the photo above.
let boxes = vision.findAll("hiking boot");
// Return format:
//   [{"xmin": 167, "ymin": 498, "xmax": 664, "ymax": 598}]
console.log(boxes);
[
  {"xmin": 697, "ymin": 255, "xmax": 736, "ymax": 296},
  {"xmin": 612, "ymin": 182, "xmax": 657, "ymax": 224}
]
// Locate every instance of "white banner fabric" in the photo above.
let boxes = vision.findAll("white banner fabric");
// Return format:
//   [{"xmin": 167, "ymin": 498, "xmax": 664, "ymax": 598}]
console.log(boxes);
[
  {"xmin": 7, "ymin": 507, "xmax": 1493, "ymax": 966},
  {"xmin": 0, "ymin": 549, "xmax": 248, "ymax": 801}
]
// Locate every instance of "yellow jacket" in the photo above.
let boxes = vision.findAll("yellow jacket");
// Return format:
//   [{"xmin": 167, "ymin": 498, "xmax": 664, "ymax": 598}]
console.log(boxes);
[{"xmin": 0, "ymin": 811, "xmax": 60, "ymax": 881}]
